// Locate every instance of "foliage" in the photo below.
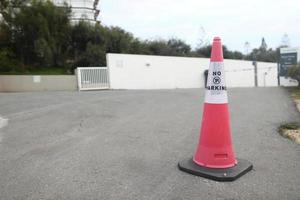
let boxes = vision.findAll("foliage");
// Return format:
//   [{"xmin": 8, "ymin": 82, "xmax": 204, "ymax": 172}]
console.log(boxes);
[
  {"xmin": 76, "ymin": 42, "xmax": 106, "ymax": 67},
  {"xmin": 288, "ymin": 63, "xmax": 300, "ymax": 87},
  {"xmin": 166, "ymin": 39, "xmax": 191, "ymax": 56},
  {"xmin": 69, "ymin": 22, "xmax": 107, "ymax": 68},
  {"xmin": 105, "ymin": 26, "xmax": 134, "ymax": 53},
  {"xmin": 0, "ymin": 0, "xmax": 71, "ymax": 71},
  {"xmin": 279, "ymin": 122, "xmax": 300, "ymax": 130},
  {"xmin": 195, "ymin": 45, "xmax": 211, "ymax": 57},
  {"xmin": 0, "ymin": 48, "xmax": 20, "ymax": 72},
  {"xmin": 244, "ymin": 38, "xmax": 278, "ymax": 62},
  {"xmin": 289, "ymin": 86, "xmax": 300, "ymax": 99},
  {"xmin": 195, "ymin": 45, "xmax": 244, "ymax": 60},
  {"xmin": 0, "ymin": 0, "xmax": 283, "ymax": 74},
  {"xmin": 0, "ymin": 67, "xmax": 67, "ymax": 75}
]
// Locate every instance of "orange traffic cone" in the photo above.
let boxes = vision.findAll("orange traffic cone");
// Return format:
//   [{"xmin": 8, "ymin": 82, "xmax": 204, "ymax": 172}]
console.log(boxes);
[{"xmin": 178, "ymin": 37, "xmax": 252, "ymax": 181}]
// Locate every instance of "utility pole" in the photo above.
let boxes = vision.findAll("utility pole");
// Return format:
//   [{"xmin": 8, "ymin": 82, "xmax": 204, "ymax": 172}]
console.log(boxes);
[
  {"xmin": 252, "ymin": 61, "xmax": 258, "ymax": 87},
  {"xmin": 277, "ymin": 62, "xmax": 280, "ymax": 86}
]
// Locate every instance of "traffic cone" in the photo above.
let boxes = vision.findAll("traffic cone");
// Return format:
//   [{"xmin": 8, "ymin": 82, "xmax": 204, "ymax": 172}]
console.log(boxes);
[{"xmin": 178, "ymin": 37, "xmax": 253, "ymax": 181}]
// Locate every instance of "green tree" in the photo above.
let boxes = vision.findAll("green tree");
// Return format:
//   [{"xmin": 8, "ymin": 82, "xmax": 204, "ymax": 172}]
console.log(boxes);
[
  {"xmin": 128, "ymin": 39, "xmax": 151, "ymax": 55},
  {"xmin": 69, "ymin": 21, "xmax": 107, "ymax": 68},
  {"xmin": 195, "ymin": 45, "xmax": 244, "ymax": 59},
  {"xmin": 0, "ymin": 48, "xmax": 20, "ymax": 72},
  {"xmin": 143, "ymin": 38, "xmax": 191, "ymax": 57},
  {"xmin": 105, "ymin": 26, "xmax": 134, "ymax": 53},
  {"xmin": 75, "ymin": 42, "xmax": 106, "ymax": 67},
  {"xmin": 288, "ymin": 63, "xmax": 300, "ymax": 87},
  {"xmin": 34, "ymin": 38, "xmax": 53, "ymax": 66},
  {"xmin": 223, "ymin": 46, "xmax": 243, "ymax": 59},
  {"xmin": 145, "ymin": 40, "xmax": 169, "ymax": 55},
  {"xmin": 195, "ymin": 45, "xmax": 211, "ymax": 57},
  {"xmin": 1, "ymin": 0, "xmax": 71, "ymax": 69},
  {"xmin": 167, "ymin": 39, "xmax": 191, "ymax": 56},
  {"xmin": 260, "ymin": 37, "xmax": 267, "ymax": 51},
  {"xmin": 245, "ymin": 38, "xmax": 277, "ymax": 62},
  {"xmin": 0, "ymin": 0, "xmax": 30, "ymax": 72}
]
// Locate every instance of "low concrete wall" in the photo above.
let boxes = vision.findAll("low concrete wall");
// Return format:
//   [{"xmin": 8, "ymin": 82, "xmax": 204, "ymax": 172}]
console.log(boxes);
[{"xmin": 0, "ymin": 75, "xmax": 77, "ymax": 92}]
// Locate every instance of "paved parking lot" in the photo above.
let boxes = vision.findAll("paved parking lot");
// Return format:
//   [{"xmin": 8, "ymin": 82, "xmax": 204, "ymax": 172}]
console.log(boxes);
[{"xmin": 0, "ymin": 88, "xmax": 299, "ymax": 200}]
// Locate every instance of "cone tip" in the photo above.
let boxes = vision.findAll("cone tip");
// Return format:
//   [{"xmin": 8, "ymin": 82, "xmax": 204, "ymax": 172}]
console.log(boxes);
[
  {"xmin": 210, "ymin": 36, "xmax": 223, "ymax": 62},
  {"xmin": 213, "ymin": 37, "xmax": 221, "ymax": 42}
]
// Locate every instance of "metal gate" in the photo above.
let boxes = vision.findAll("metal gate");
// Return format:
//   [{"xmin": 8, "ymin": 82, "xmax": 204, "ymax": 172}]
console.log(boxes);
[{"xmin": 76, "ymin": 67, "xmax": 110, "ymax": 91}]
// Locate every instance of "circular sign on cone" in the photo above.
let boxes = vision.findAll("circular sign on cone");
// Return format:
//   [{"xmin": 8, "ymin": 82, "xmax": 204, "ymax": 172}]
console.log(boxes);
[{"xmin": 178, "ymin": 37, "xmax": 253, "ymax": 181}]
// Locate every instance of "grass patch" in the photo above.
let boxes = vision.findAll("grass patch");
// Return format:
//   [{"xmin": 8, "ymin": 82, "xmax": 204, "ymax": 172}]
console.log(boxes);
[
  {"xmin": 278, "ymin": 122, "xmax": 300, "ymax": 144},
  {"xmin": 279, "ymin": 88, "xmax": 300, "ymax": 144},
  {"xmin": 288, "ymin": 86, "xmax": 300, "ymax": 100},
  {"xmin": 278, "ymin": 122, "xmax": 300, "ymax": 132}
]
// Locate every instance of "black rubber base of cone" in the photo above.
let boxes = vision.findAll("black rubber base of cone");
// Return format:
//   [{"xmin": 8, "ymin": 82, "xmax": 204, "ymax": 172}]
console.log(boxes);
[{"xmin": 178, "ymin": 158, "xmax": 253, "ymax": 182}]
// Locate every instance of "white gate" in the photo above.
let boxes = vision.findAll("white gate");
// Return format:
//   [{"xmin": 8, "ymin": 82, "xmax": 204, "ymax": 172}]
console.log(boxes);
[{"xmin": 77, "ymin": 67, "xmax": 110, "ymax": 91}]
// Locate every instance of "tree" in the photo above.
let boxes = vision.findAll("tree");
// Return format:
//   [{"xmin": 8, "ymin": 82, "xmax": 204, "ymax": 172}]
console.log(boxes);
[
  {"xmin": 223, "ymin": 46, "xmax": 244, "ymax": 59},
  {"xmin": 0, "ymin": 0, "xmax": 30, "ymax": 22},
  {"xmin": 2, "ymin": 0, "xmax": 282, "ymax": 74},
  {"xmin": 128, "ymin": 39, "xmax": 151, "ymax": 55},
  {"xmin": 194, "ymin": 45, "xmax": 244, "ymax": 60},
  {"xmin": 288, "ymin": 63, "xmax": 300, "ymax": 87},
  {"xmin": 105, "ymin": 26, "xmax": 134, "ymax": 53},
  {"xmin": 75, "ymin": 42, "xmax": 106, "ymax": 67},
  {"xmin": 260, "ymin": 37, "xmax": 267, "ymax": 51},
  {"xmin": 167, "ymin": 39, "xmax": 191, "ymax": 56},
  {"xmin": 0, "ymin": 48, "xmax": 20, "ymax": 72},
  {"xmin": 245, "ymin": 37, "xmax": 277, "ymax": 62},
  {"xmin": 195, "ymin": 45, "xmax": 211, "ymax": 57},
  {"xmin": 1, "ymin": 0, "xmax": 71, "ymax": 69}
]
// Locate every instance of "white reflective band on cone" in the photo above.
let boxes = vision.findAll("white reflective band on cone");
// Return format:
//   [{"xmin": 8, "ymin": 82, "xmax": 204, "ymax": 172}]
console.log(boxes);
[{"xmin": 205, "ymin": 62, "xmax": 228, "ymax": 104}]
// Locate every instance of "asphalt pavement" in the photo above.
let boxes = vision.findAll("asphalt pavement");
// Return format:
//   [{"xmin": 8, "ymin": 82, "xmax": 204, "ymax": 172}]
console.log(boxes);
[{"xmin": 0, "ymin": 88, "xmax": 299, "ymax": 200}]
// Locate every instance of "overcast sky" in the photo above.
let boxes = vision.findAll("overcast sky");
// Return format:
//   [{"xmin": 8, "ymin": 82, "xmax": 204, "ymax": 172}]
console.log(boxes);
[{"xmin": 99, "ymin": 0, "xmax": 300, "ymax": 52}]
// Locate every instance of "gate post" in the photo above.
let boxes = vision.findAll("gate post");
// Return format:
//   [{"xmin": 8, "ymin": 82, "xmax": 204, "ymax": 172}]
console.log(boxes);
[{"xmin": 76, "ymin": 68, "xmax": 82, "ymax": 91}]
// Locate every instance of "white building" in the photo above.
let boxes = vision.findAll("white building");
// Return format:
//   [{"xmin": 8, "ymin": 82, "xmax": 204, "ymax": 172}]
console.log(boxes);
[
  {"xmin": 51, "ymin": 0, "xmax": 100, "ymax": 23},
  {"xmin": 107, "ymin": 54, "xmax": 278, "ymax": 90}
]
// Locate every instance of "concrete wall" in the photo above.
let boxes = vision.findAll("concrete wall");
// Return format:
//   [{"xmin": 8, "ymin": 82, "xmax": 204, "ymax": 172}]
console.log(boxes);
[
  {"xmin": 107, "ymin": 53, "xmax": 278, "ymax": 89},
  {"xmin": 0, "ymin": 75, "xmax": 77, "ymax": 92}
]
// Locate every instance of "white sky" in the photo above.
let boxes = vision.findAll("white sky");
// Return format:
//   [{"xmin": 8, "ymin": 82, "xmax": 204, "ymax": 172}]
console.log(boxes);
[{"xmin": 99, "ymin": 0, "xmax": 300, "ymax": 52}]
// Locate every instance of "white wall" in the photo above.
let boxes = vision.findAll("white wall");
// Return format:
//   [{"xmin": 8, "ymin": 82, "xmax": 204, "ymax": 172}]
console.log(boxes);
[
  {"xmin": 280, "ymin": 77, "xmax": 298, "ymax": 87},
  {"xmin": 107, "ymin": 53, "xmax": 278, "ymax": 89}
]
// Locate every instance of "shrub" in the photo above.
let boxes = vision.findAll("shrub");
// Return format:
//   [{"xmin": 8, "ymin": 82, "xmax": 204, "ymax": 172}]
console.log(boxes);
[
  {"xmin": 288, "ymin": 63, "xmax": 300, "ymax": 87},
  {"xmin": 0, "ymin": 49, "xmax": 20, "ymax": 72}
]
